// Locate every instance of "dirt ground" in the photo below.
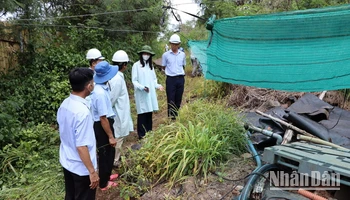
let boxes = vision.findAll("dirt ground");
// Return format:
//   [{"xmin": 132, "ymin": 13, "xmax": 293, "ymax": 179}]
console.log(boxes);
[
  {"xmin": 140, "ymin": 156, "xmax": 256, "ymax": 200},
  {"xmin": 96, "ymin": 131, "xmax": 256, "ymax": 200},
  {"xmin": 95, "ymin": 73, "xmax": 348, "ymax": 199}
]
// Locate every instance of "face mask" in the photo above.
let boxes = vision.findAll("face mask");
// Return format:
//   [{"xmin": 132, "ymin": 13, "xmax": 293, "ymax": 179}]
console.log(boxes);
[{"xmin": 142, "ymin": 55, "xmax": 150, "ymax": 61}]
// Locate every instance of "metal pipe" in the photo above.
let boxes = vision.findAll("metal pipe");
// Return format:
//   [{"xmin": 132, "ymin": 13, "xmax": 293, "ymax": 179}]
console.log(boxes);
[
  {"xmin": 246, "ymin": 131, "xmax": 262, "ymax": 168},
  {"xmin": 245, "ymin": 124, "xmax": 283, "ymax": 145}
]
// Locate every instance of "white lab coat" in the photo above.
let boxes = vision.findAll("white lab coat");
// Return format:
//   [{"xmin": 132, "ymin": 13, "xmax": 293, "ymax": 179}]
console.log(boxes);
[
  {"xmin": 132, "ymin": 61, "xmax": 162, "ymax": 114},
  {"xmin": 109, "ymin": 71, "xmax": 134, "ymax": 138}
]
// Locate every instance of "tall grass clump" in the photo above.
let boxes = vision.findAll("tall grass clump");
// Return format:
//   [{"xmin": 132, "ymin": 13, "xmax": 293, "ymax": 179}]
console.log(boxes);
[
  {"xmin": 120, "ymin": 100, "xmax": 247, "ymax": 189},
  {"xmin": 178, "ymin": 99, "xmax": 247, "ymax": 155}
]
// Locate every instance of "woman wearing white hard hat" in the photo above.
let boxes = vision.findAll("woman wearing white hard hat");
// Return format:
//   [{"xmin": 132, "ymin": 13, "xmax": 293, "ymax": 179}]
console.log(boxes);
[
  {"xmin": 109, "ymin": 50, "xmax": 134, "ymax": 167},
  {"xmin": 132, "ymin": 45, "xmax": 164, "ymax": 139}
]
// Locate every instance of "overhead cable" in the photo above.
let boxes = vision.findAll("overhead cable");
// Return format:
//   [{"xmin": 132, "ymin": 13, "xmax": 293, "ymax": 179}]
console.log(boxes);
[
  {"xmin": 11, "ymin": 23, "xmax": 161, "ymax": 33},
  {"xmin": 11, "ymin": 7, "xmax": 156, "ymax": 21},
  {"xmin": 9, "ymin": 2, "xmax": 199, "ymax": 22}
]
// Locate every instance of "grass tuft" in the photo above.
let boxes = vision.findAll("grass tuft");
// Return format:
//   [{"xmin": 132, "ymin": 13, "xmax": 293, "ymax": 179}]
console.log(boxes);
[{"xmin": 120, "ymin": 100, "xmax": 247, "ymax": 189}]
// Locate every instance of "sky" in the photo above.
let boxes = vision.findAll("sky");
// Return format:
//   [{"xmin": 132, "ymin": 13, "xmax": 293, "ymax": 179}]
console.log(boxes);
[{"xmin": 169, "ymin": 0, "xmax": 201, "ymax": 27}]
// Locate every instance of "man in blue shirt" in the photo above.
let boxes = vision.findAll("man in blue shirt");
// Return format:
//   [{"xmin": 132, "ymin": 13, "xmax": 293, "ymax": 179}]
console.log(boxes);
[
  {"xmin": 90, "ymin": 61, "xmax": 119, "ymax": 190},
  {"xmin": 57, "ymin": 68, "xmax": 99, "ymax": 200},
  {"xmin": 162, "ymin": 34, "xmax": 186, "ymax": 119}
]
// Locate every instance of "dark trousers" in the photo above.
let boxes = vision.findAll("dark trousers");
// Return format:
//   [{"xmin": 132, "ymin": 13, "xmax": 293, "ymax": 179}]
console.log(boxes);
[
  {"xmin": 63, "ymin": 168, "xmax": 96, "ymax": 200},
  {"xmin": 137, "ymin": 112, "xmax": 153, "ymax": 139},
  {"xmin": 166, "ymin": 75, "xmax": 185, "ymax": 118},
  {"xmin": 93, "ymin": 118, "xmax": 115, "ymax": 188}
]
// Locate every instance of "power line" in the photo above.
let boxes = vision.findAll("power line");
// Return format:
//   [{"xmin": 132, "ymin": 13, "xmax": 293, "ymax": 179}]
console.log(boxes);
[
  {"xmin": 8, "ymin": 2, "xmax": 200, "ymax": 22},
  {"xmin": 2, "ymin": 2, "xmax": 205, "ymax": 32},
  {"xmin": 11, "ymin": 23, "xmax": 161, "ymax": 33},
  {"xmin": 12, "ymin": 8, "xmax": 156, "ymax": 21}
]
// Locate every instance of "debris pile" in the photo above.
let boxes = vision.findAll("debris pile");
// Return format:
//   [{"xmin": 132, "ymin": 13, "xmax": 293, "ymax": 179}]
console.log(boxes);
[{"xmin": 238, "ymin": 90, "xmax": 350, "ymax": 200}]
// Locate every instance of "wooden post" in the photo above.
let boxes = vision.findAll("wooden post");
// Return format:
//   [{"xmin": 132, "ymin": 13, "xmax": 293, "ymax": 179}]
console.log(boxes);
[
  {"xmin": 297, "ymin": 134, "xmax": 348, "ymax": 150},
  {"xmin": 282, "ymin": 129, "xmax": 293, "ymax": 145}
]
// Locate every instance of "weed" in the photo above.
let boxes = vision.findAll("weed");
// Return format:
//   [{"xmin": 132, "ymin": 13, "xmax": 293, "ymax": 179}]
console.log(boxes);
[{"xmin": 120, "ymin": 99, "xmax": 247, "ymax": 191}]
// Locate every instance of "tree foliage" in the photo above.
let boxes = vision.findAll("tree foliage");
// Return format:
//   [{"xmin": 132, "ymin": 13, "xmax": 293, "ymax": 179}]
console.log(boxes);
[
  {"xmin": 0, "ymin": 0, "xmax": 167, "ymax": 144},
  {"xmin": 195, "ymin": 0, "xmax": 350, "ymax": 20}
]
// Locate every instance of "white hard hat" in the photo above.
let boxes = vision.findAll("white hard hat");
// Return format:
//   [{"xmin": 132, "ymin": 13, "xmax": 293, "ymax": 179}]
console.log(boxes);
[
  {"xmin": 112, "ymin": 50, "xmax": 129, "ymax": 62},
  {"xmin": 169, "ymin": 34, "xmax": 181, "ymax": 44},
  {"xmin": 86, "ymin": 48, "xmax": 105, "ymax": 60}
]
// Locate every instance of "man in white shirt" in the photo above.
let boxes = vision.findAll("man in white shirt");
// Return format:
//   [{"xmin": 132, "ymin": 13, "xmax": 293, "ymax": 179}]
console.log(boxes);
[{"xmin": 57, "ymin": 68, "xmax": 99, "ymax": 200}]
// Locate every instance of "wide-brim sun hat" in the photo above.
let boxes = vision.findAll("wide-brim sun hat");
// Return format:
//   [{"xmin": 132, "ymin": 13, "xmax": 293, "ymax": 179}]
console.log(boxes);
[
  {"xmin": 94, "ymin": 61, "xmax": 119, "ymax": 84},
  {"xmin": 137, "ymin": 45, "xmax": 155, "ymax": 56}
]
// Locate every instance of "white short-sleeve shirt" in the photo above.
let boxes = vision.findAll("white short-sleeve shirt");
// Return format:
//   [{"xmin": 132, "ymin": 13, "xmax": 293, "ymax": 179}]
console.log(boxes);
[{"xmin": 57, "ymin": 94, "xmax": 97, "ymax": 176}]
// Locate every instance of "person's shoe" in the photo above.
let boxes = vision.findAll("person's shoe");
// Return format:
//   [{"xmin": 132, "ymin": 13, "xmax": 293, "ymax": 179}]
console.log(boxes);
[
  {"xmin": 100, "ymin": 181, "xmax": 117, "ymax": 191},
  {"xmin": 110, "ymin": 174, "xmax": 119, "ymax": 181}
]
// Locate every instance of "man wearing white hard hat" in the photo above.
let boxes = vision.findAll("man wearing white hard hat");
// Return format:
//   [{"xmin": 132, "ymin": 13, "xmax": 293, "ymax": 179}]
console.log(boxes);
[
  {"xmin": 109, "ymin": 50, "xmax": 134, "ymax": 168},
  {"xmin": 161, "ymin": 34, "xmax": 186, "ymax": 120},
  {"xmin": 86, "ymin": 48, "xmax": 105, "ymax": 71},
  {"xmin": 85, "ymin": 48, "xmax": 104, "ymax": 104}
]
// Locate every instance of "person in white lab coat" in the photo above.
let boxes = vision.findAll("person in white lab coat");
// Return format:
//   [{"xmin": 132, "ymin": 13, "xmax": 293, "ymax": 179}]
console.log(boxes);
[
  {"xmin": 109, "ymin": 50, "xmax": 134, "ymax": 167},
  {"xmin": 132, "ymin": 45, "xmax": 164, "ymax": 139}
]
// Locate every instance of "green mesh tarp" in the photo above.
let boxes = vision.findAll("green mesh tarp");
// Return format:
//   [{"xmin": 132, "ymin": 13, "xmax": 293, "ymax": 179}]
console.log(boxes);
[{"xmin": 189, "ymin": 5, "xmax": 350, "ymax": 92}]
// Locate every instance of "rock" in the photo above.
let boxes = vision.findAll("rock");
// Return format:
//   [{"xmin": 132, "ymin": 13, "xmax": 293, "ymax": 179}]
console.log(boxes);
[
  {"xmin": 241, "ymin": 153, "xmax": 252, "ymax": 159},
  {"xmin": 235, "ymin": 185, "xmax": 244, "ymax": 191}
]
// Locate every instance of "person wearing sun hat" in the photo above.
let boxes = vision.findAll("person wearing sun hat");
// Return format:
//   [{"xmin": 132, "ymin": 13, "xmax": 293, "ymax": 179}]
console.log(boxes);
[
  {"xmin": 90, "ymin": 61, "xmax": 119, "ymax": 191},
  {"xmin": 132, "ymin": 45, "xmax": 164, "ymax": 139}
]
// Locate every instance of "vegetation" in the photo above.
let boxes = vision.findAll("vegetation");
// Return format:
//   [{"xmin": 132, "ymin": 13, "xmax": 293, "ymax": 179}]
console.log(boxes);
[
  {"xmin": 0, "ymin": 123, "xmax": 63, "ymax": 199},
  {"xmin": 1, "ymin": 0, "xmax": 349, "ymax": 199},
  {"xmin": 119, "ymin": 100, "xmax": 246, "ymax": 194}
]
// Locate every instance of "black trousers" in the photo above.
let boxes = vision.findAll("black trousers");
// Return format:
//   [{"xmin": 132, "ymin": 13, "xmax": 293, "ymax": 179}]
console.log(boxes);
[
  {"xmin": 63, "ymin": 168, "xmax": 96, "ymax": 200},
  {"xmin": 166, "ymin": 75, "xmax": 185, "ymax": 118},
  {"xmin": 137, "ymin": 112, "xmax": 153, "ymax": 139},
  {"xmin": 93, "ymin": 118, "xmax": 115, "ymax": 188}
]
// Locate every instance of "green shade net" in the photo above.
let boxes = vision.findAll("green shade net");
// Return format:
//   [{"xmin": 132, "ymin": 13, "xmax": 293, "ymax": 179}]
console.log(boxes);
[{"xmin": 189, "ymin": 4, "xmax": 350, "ymax": 92}]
